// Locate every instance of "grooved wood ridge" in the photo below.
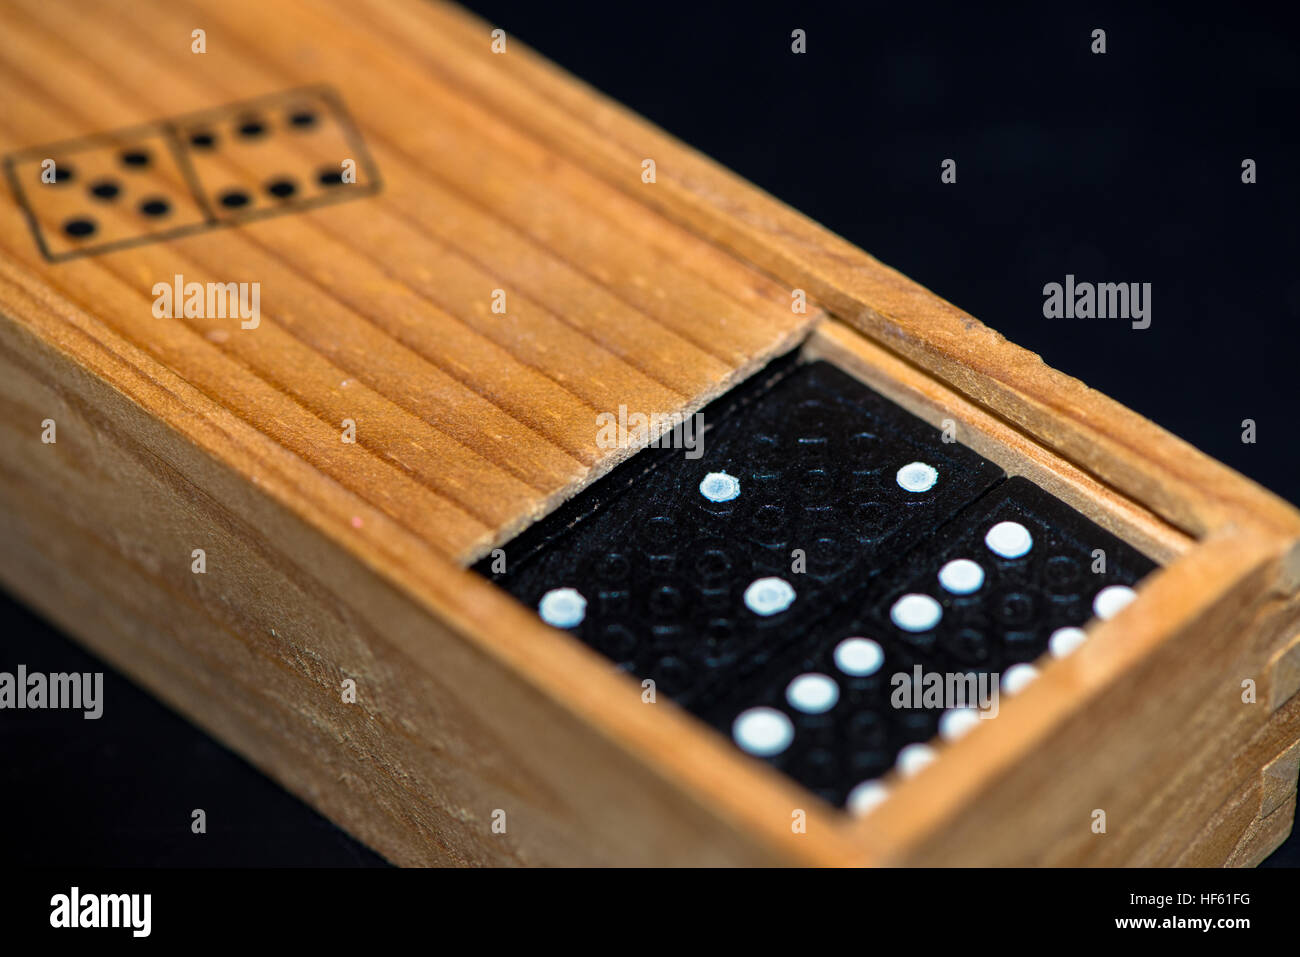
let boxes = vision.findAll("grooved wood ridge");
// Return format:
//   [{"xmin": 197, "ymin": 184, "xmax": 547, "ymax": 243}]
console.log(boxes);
[{"xmin": 0, "ymin": 0, "xmax": 820, "ymax": 564}]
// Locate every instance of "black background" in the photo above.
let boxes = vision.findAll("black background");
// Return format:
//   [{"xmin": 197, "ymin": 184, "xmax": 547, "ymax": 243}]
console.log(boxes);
[{"xmin": 2, "ymin": 0, "xmax": 1298, "ymax": 865}]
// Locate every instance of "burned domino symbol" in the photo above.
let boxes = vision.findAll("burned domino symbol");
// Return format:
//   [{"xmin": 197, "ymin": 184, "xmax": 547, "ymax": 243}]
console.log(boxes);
[
  {"xmin": 3, "ymin": 86, "xmax": 381, "ymax": 262},
  {"xmin": 177, "ymin": 87, "xmax": 379, "ymax": 225},
  {"xmin": 5, "ymin": 127, "xmax": 211, "ymax": 262}
]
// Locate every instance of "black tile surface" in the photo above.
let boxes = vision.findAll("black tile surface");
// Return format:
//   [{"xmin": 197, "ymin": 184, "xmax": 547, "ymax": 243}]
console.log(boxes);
[
  {"xmin": 477, "ymin": 358, "xmax": 1005, "ymax": 714},
  {"xmin": 478, "ymin": 359, "xmax": 1157, "ymax": 806},
  {"xmin": 698, "ymin": 476, "xmax": 1156, "ymax": 806}
]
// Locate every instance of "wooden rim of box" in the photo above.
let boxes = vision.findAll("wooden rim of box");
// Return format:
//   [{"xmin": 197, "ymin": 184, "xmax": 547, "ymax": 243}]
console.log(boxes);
[
  {"xmin": 403, "ymin": 2, "xmax": 1300, "ymax": 865},
  {"xmin": 2, "ymin": 0, "xmax": 1297, "ymax": 866}
]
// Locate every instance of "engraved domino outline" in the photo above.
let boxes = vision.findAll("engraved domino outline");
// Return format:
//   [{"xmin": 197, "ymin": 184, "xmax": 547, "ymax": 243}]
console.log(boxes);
[{"xmin": 3, "ymin": 84, "xmax": 383, "ymax": 263}]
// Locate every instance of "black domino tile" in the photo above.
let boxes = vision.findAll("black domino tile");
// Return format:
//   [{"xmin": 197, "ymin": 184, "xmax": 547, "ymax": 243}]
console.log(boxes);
[
  {"xmin": 867, "ymin": 476, "xmax": 1157, "ymax": 674},
  {"xmin": 477, "ymin": 357, "xmax": 1003, "ymax": 710},
  {"xmin": 476, "ymin": 357, "xmax": 1158, "ymax": 809},
  {"xmin": 697, "ymin": 476, "xmax": 1157, "ymax": 806}
]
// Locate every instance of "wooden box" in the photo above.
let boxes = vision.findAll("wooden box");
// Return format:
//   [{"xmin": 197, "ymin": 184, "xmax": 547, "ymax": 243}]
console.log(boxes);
[{"xmin": 1, "ymin": 0, "xmax": 1297, "ymax": 866}]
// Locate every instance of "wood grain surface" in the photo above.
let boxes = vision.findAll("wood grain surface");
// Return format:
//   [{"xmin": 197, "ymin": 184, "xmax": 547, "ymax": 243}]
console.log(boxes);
[
  {"xmin": 412, "ymin": 0, "xmax": 1300, "ymax": 546},
  {"xmin": 0, "ymin": 0, "xmax": 819, "ymax": 564},
  {"xmin": 2, "ymin": 0, "xmax": 1299, "ymax": 867}
]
